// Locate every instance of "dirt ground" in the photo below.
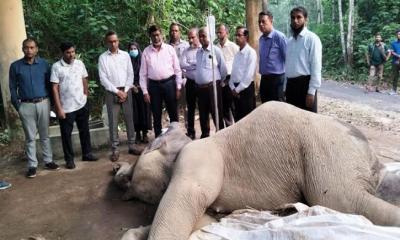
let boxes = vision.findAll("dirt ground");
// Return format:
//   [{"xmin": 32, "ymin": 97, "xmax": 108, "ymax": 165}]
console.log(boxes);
[{"xmin": 0, "ymin": 80, "xmax": 399, "ymax": 240}]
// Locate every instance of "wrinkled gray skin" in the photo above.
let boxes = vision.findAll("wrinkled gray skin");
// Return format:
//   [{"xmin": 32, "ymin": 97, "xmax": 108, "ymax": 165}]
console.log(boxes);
[{"xmin": 114, "ymin": 102, "xmax": 400, "ymax": 240}]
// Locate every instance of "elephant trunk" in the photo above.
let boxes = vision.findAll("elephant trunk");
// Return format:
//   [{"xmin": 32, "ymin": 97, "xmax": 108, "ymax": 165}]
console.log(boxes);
[{"xmin": 357, "ymin": 192, "xmax": 400, "ymax": 226}]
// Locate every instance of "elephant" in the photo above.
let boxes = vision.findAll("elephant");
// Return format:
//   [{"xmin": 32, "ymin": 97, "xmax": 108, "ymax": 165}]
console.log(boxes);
[{"xmin": 114, "ymin": 101, "xmax": 400, "ymax": 240}]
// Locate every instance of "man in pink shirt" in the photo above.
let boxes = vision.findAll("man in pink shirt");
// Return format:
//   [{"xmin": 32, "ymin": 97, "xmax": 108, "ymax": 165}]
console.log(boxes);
[{"xmin": 140, "ymin": 25, "xmax": 183, "ymax": 137}]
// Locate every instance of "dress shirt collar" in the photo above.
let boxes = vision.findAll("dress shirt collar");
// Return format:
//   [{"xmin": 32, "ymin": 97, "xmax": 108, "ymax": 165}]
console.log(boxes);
[
  {"xmin": 23, "ymin": 56, "xmax": 39, "ymax": 64},
  {"xmin": 239, "ymin": 43, "xmax": 250, "ymax": 54},
  {"xmin": 265, "ymin": 28, "xmax": 276, "ymax": 39},
  {"xmin": 169, "ymin": 39, "xmax": 184, "ymax": 45},
  {"xmin": 291, "ymin": 27, "xmax": 308, "ymax": 38},
  {"xmin": 150, "ymin": 42, "xmax": 166, "ymax": 52},
  {"xmin": 201, "ymin": 44, "xmax": 212, "ymax": 52},
  {"xmin": 60, "ymin": 58, "xmax": 75, "ymax": 67},
  {"xmin": 107, "ymin": 49, "xmax": 121, "ymax": 55}
]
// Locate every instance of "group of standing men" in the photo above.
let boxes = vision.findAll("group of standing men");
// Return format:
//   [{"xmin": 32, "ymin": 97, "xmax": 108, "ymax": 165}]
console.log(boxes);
[{"xmin": 8, "ymin": 6, "xmax": 321, "ymax": 178}]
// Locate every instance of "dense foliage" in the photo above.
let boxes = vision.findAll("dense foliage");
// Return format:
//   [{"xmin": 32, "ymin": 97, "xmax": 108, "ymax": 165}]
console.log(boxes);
[
  {"xmin": 22, "ymin": 0, "xmax": 245, "ymax": 116},
  {"xmin": 22, "ymin": 0, "xmax": 400, "ymax": 113}
]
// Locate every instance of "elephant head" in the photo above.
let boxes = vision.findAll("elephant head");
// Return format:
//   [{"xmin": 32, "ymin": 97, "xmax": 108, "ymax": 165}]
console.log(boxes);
[{"xmin": 117, "ymin": 122, "xmax": 192, "ymax": 204}]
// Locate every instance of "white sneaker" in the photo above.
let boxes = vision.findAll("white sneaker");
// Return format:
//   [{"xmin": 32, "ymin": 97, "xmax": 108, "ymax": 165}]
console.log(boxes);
[{"xmin": 388, "ymin": 90, "xmax": 398, "ymax": 96}]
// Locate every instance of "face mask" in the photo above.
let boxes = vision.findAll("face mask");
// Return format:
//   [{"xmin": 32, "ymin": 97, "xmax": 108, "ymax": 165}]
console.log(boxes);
[{"xmin": 129, "ymin": 49, "xmax": 139, "ymax": 58}]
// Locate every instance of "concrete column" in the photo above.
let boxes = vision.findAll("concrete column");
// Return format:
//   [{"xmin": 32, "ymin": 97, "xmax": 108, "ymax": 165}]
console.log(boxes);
[
  {"xmin": 245, "ymin": 0, "xmax": 262, "ymax": 93},
  {"xmin": 0, "ymin": 0, "xmax": 26, "ymax": 138}
]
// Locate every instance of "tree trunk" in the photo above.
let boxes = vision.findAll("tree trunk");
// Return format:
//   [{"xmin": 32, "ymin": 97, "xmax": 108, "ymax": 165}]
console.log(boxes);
[
  {"xmin": 332, "ymin": 0, "xmax": 336, "ymax": 22},
  {"xmin": 245, "ymin": 0, "xmax": 262, "ymax": 95},
  {"xmin": 0, "ymin": 0, "xmax": 26, "ymax": 139},
  {"xmin": 262, "ymin": 0, "xmax": 268, "ymax": 11},
  {"xmin": 317, "ymin": 0, "xmax": 324, "ymax": 24},
  {"xmin": 346, "ymin": 0, "xmax": 355, "ymax": 67},
  {"xmin": 338, "ymin": 0, "xmax": 347, "ymax": 64}
]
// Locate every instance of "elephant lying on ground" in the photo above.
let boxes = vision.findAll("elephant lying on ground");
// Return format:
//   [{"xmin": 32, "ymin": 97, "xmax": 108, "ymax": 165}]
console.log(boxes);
[{"xmin": 114, "ymin": 101, "xmax": 400, "ymax": 240}]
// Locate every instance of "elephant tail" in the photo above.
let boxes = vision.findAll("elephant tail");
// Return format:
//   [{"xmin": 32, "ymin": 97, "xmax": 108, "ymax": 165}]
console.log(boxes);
[{"xmin": 355, "ymin": 191, "xmax": 400, "ymax": 227}]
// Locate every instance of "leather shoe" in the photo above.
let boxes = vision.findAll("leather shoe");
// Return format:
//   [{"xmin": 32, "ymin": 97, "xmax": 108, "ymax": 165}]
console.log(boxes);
[
  {"xmin": 66, "ymin": 161, "xmax": 76, "ymax": 169},
  {"xmin": 82, "ymin": 153, "xmax": 98, "ymax": 161},
  {"xmin": 110, "ymin": 151, "xmax": 119, "ymax": 162}
]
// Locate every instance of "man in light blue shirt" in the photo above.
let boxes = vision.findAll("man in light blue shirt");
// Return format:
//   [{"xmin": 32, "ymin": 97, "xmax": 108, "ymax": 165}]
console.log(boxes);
[
  {"xmin": 285, "ymin": 6, "xmax": 322, "ymax": 113},
  {"xmin": 258, "ymin": 11, "xmax": 287, "ymax": 103},
  {"xmin": 196, "ymin": 27, "xmax": 227, "ymax": 138}
]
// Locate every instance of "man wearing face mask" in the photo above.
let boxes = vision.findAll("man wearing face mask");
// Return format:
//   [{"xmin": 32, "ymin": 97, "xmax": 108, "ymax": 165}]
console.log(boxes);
[
  {"xmin": 140, "ymin": 25, "xmax": 182, "ymax": 137},
  {"xmin": 51, "ymin": 42, "xmax": 98, "ymax": 169},
  {"xmin": 285, "ymin": 6, "xmax": 322, "ymax": 113},
  {"xmin": 99, "ymin": 31, "xmax": 141, "ymax": 162}
]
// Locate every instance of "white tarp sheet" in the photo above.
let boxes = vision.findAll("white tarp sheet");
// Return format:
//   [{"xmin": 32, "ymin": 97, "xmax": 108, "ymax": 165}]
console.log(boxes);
[{"xmin": 189, "ymin": 203, "xmax": 400, "ymax": 240}]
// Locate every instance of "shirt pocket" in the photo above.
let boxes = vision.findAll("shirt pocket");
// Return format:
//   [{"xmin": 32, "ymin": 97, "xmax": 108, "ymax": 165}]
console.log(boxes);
[
  {"xmin": 269, "ymin": 42, "xmax": 281, "ymax": 58},
  {"xmin": 202, "ymin": 54, "xmax": 217, "ymax": 69}
]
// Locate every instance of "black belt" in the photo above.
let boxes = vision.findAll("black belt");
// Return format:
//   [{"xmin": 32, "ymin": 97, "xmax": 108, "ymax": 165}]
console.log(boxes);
[
  {"xmin": 149, "ymin": 75, "xmax": 174, "ymax": 83},
  {"xmin": 287, "ymin": 75, "xmax": 311, "ymax": 81},
  {"xmin": 21, "ymin": 97, "xmax": 47, "ymax": 103},
  {"xmin": 197, "ymin": 80, "xmax": 220, "ymax": 88}
]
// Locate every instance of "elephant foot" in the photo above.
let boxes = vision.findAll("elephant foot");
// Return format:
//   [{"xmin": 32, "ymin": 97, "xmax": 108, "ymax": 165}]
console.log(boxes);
[{"xmin": 121, "ymin": 225, "xmax": 150, "ymax": 240}]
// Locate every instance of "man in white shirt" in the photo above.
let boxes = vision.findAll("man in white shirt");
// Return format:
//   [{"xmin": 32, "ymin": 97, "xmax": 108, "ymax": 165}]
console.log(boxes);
[
  {"xmin": 51, "ymin": 42, "xmax": 98, "ymax": 169},
  {"xmin": 216, "ymin": 24, "xmax": 239, "ymax": 127},
  {"xmin": 180, "ymin": 28, "xmax": 201, "ymax": 139},
  {"xmin": 196, "ymin": 27, "xmax": 227, "ymax": 138},
  {"xmin": 230, "ymin": 26, "xmax": 257, "ymax": 122},
  {"xmin": 99, "ymin": 31, "xmax": 140, "ymax": 162},
  {"xmin": 285, "ymin": 7, "xmax": 322, "ymax": 113}
]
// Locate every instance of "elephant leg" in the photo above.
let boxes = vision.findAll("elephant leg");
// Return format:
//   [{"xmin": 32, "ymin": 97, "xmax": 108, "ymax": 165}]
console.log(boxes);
[
  {"xmin": 148, "ymin": 143, "xmax": 224, "ymax": 240},
  {"xmin": 114, "ymin": 162, "xmax": 134, "ymax": 191},
  {"xmin": 121, "ymin": 225, "xmax": 150, "ymax": 240}
]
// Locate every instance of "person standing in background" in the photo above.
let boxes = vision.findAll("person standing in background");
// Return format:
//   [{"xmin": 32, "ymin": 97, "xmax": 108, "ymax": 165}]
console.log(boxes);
[
  {"xmin": 216, "ymin": 24, "xmax": 239, "ymax": 127},
  {"xmin": 99, "ymin": 31, "xmax": 141, "ymax": 162},
  {"xmin": 285, "ymin": 7, "xmax": 322, "ymax": 113},
  {"xmin": 196, "ymin": 27, "xmax": 227, "ymax": 138},
  {"xmin": 51, "ymin": 42, "xmax": 98, "ymax": 169},
  {"xmin": 140, "ymin": 25, "xmax": 183, "ymax": 137},
  {"xmin": 180, "ymin": 28, "xmax": 201, "ymax": 139},
  {"xmin": 258, "ymin": 11, "xmax": 287, "ymax": 103},
  {"xmin": 128, "ymin": 42, "xmax": 152, "ymax": 143},
  {"xmin": 230, "ymin": 26, "xmax": 257, "ymax": 121},
  {"xmin": 9, "ymin": 38, "xmax": 59, "ymax": 178}
]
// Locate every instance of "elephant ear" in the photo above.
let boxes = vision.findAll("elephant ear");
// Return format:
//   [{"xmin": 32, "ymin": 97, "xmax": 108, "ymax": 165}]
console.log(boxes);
[{"xmin": 142, "ymin": 122, "xmax": 181, "ymax": 154}]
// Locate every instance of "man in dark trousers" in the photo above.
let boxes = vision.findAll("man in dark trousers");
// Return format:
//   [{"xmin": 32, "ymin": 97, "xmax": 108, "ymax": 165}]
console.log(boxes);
[
  {"xmin": 230, "ymin": 26, "xmax": 257, "ymax": 122},
  {"xmin": 140, "ymin": 25, "xmax": 183, "ymax": 137},
  {"xmin": 285, "ymin": 6, "xmax": 322, "ymax": 113},
  {"xmin": 51, "ymin": 42, "xmax": 98, "ymax": 169},
  {"xmin": 196, "ymin": 27, "xmax": 227, "ymax": 138}
]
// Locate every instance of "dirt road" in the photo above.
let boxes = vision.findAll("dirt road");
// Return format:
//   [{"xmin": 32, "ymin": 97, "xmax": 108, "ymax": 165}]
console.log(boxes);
[{"xmin": 0, "ymin": 80, "xmax": 399, "ymax": 240}]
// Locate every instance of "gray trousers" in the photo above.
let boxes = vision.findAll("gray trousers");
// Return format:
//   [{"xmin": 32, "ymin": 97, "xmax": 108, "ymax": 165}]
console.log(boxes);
[
  {"xmin": 105, "ymin": 90, "xmax": 135, "ymax": 151},
  {"xmin": 18, "ymin": 99, "xmax": 53, "ymax": 168}
]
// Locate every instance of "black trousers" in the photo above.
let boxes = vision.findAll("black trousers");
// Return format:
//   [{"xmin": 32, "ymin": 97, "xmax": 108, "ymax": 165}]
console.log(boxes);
[
  {"xmin": 59, "ymin": 103, "xmax": 92, "ymax": 163},
  {"xmin": 222, "ymin": 75, "xmax": 234, "ymax": 127},
  {"xmin": 233, "ymin": 82, "xmax": 256, "ymax": 122},
  {"xmin": 196, "ymin": 82, "xmax": 224, "ymax": 138},
  {"xmin": 148, "ymin": 77, "xmax": 178, "ymax": 137},
  {"xmin": 185, "ymin": 78, "xmax": 197, "ymax": 135},
  {"xmin": 286, "ymin": 75, "xmax": 318, "ymax": 113},
  {"xmin": 259, "ymin": 73, "xmax": 285, "ymax": 103}
]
